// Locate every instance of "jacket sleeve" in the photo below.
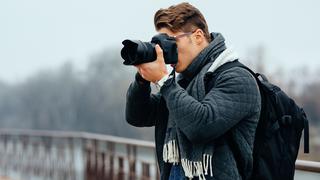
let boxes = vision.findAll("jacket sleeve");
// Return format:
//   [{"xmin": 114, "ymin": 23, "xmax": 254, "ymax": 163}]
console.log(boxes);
[
  {"xmin": 160, "ymin": 67, "xmax": 261, "ymax": 144},
  {"xmin": 125, "ymin": 73, "xmax": 161, "ymax": 127}
]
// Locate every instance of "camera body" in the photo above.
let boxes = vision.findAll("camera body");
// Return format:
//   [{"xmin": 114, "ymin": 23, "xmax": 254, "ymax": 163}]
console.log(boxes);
[{"xmin": 120, "ymin": 33, "xmax": 178, "ymax": 65}]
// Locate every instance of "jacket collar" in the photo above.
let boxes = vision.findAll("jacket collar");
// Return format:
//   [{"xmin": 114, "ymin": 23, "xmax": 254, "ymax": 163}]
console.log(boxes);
[{"xmin": 207, "ymin": 48, "xmax": 239, "ymax": 73}]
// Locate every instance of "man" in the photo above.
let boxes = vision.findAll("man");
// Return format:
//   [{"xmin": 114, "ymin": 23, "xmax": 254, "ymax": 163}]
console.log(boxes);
[{"xmin": 126, "ymin": 2, "xmax": 261, "ymax": 180}]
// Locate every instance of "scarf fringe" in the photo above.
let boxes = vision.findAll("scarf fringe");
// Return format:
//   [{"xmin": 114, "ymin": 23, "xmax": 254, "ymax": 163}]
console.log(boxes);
[
  {"xmin": 163, "ymin": 140, "xmax": 213, "ymax": 179},
  {"xmin": 163, "ymin": 140, "xmax": 180, "ymax": 165}
]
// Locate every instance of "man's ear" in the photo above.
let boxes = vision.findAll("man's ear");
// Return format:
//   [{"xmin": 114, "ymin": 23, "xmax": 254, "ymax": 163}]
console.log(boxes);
[{"xmin": 194, "ymin": 29, "xmax": 205, "ymax": 45}]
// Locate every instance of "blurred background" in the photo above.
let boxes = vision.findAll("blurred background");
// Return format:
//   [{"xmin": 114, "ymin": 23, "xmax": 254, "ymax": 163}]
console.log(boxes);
[{"xmin": 0, "ymin": 0, "xmax": 319, "ymax": 180}]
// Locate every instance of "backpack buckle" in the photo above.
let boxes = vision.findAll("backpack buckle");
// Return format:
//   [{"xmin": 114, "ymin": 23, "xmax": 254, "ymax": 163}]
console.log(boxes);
[
  {"xmin": 257, "ymin": 73, "xmax": 269, "ymax": 82},
  {"xmin": 281, "ymin": 115, "xmax": 292, "ymax": 126}
]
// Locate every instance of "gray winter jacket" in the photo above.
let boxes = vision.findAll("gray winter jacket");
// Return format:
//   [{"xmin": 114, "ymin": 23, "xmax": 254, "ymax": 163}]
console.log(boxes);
[{"xmin": 126, "ymin": 48, "xmax": 261, "ymax": 179}]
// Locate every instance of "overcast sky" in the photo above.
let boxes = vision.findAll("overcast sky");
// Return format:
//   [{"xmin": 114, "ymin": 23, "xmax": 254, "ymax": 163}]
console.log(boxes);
[{"xmin": 0, "ymin": 0, "xmax": 319, "ymax": 83}]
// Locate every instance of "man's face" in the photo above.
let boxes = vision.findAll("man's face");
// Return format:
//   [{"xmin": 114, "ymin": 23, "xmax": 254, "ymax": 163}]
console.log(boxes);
[{"xmin": 158, "ymin": 28, "xmax": 199, "ymax": 73}]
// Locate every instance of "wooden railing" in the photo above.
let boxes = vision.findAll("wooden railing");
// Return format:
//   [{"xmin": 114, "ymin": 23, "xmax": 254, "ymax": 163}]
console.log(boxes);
[
  {"xmin": 0, "ymin": 129, "xmax": 158, "ymax": 180},
  {"xmin": 0, "ymin": 129, "xmax": 319, "ymax": 180},
  {"xmin": 296, "ymin": 160, "xmax": 320, "ymax": 173}
]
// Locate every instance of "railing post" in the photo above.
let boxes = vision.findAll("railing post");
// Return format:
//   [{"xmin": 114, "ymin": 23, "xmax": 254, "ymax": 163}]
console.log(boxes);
[
  {"xmin": 142, "ymin": 162, "xmax": 150, "ymax": 180},
  {"xmin": 100, "ymin": 152, "xmax": 106, "ymax": 180},
  {"xmin": 85, "ymin": 147, "xmax": 92, "ymax": 180},
  {"xmin": 127, "ymin": 144, "xmax": 137, "ymax": 180},
  {"xmin": 107, "ymin": 141, "xmax": 115, "ymax": 180},
  {"xmin": 118, "ymin": 156, "xmax": 125, "ymax": 180},
  {"xmin": 93, "ymin": 139, "xmax": 98, "ymax": 180}
]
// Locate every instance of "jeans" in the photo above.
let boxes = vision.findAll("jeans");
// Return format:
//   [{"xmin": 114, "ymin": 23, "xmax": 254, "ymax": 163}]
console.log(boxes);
[{"xmin": 169, "ymin": 164, "xmax": 185, "ymax": 180}]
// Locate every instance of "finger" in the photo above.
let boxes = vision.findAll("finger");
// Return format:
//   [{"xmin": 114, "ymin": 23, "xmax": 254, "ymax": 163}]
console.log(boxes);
[
  {"xmin": 139, "ymin": 68, "xmax": 145, "ymax": 76},
  {"xmin": 136, "ymin": 65, "xmax": 145, "ymax": 73},
  {"xmin": 140, "ymin": 70, "xmax": 146, "ymax": 79},
  {"xmin": 135, "ymin": 66, "xmax": 142, "ymax": 75},
  {"xmin": 135, "ymin": 64, "xmax": 142, "ymax": 68},
  {"xmin": 155, "ymin": 44, "xmax": 164, "ymax": 60}
]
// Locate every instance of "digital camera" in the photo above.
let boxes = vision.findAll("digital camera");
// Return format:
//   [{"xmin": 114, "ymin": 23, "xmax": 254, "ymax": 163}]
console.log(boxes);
[{"xmin": 120, "ymin": 33, "xmax": 178, "ymax": 65}]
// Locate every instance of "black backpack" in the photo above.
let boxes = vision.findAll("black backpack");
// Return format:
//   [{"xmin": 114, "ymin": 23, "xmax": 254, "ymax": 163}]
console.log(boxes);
[{"xmin": 204, "ymin": 60, "xmax": 309, "ymax": 180}]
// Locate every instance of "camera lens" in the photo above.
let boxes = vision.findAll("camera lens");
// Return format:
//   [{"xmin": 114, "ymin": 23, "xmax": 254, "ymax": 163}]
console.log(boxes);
[{"xmin": 121, "ymin": 40, "xmax": 156, "ymax": 65}]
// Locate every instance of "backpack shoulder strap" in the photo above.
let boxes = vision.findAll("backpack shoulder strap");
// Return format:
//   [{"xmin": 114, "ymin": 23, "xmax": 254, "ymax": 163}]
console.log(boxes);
[{"xmin": 204, "ymin": 60, "xmax": 255, "ymax": 93}]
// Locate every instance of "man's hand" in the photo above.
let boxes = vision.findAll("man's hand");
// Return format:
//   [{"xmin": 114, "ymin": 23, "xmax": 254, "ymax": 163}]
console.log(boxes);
[{"xmin": 135, "ymin": 44, "xmax": 168, "ymax": 83}]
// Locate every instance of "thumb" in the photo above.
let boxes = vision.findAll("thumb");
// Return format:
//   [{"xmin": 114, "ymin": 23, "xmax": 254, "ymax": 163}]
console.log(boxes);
[{"xmin": 155, "ymin": 44, "xmax": 164, "ymax": 60}]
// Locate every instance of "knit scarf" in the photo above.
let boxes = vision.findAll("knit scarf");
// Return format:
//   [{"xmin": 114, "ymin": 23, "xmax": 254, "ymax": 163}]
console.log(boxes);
[{"xmin": 162, "ymin": 33, "xmax": 238, "ymax": 179}]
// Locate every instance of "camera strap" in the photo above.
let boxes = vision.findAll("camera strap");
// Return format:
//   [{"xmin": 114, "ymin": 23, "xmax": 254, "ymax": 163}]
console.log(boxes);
[{"xmin": 170, "ymin": 64, "xmax": 176, "ymax": 79}]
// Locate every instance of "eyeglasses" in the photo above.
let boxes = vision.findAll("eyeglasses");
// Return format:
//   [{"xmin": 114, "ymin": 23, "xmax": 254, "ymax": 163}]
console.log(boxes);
[{"xmin": 172, "ymin": 29, "xmax": 197, "ymax": 40}]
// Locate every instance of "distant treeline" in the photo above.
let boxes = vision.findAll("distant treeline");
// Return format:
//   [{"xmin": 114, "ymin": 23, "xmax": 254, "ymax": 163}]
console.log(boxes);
[{"xmin": 0, "ymin": 48, "xmax": 153, "ymax": 140}]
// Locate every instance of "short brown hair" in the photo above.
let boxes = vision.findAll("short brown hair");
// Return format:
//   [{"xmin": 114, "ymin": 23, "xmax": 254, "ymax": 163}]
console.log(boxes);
[{"xmin": 154, "ymin": 2, "xmax": 211, "ymax": 42}]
